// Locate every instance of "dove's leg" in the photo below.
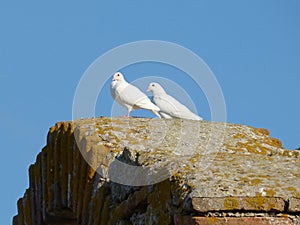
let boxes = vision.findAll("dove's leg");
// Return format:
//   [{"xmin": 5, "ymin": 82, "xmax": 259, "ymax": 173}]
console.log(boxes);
[{"xmin": 125, "ymin": 107, "xmax": 132, "ymax": 118}]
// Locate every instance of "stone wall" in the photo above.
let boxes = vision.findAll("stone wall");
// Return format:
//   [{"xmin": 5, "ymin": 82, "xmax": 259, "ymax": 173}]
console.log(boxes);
[{"xmin": 13, "ymin": 118, "xmax": 300, "ymax": 224}]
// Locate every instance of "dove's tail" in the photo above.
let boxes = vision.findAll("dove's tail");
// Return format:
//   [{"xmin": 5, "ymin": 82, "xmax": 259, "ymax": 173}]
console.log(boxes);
[
  {"xmin": 134, "ymin": 97, "xmax": 161, "ymax": 118},
  {"xmin": 151, "ymin": 110, "xmax": 161, "ymax": 118}
]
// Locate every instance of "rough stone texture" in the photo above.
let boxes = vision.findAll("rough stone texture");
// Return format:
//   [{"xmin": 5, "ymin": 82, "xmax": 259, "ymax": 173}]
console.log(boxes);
[
  {"xmin": 192, "ymin": 197, "xmax": 285, "ymax": 212},
  {"xmin": 13, "ymin": 117, "xmax": 300, "ymax": 225},
  {"xmin": 289, "ymin": 198, "xmax": 300, "ymax": 212},
  {"xmin": 174, "ymin": 215, "xmax": 294, "ymax": 225}
]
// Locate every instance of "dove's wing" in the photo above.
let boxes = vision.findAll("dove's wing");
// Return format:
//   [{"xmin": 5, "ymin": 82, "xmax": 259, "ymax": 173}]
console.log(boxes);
[
  {"xmin": 115, "ymin": 83, "xmax": 160, "ymax": 111},
  {"xmin": 153, "ymin": 94, "xmax": 202, "ymax": 120}
]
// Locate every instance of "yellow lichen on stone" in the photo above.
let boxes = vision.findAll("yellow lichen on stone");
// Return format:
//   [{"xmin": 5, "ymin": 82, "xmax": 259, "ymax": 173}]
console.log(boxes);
[
  {"xmin": 223, "ymin": 197, "xmax": 239, "ymax": 210},
  {"xmin": 249, "ymin": 178, "xmax": 262, "ymax": 185},
  {"xmin": 253, "ymin": 128, "xmax": 270, "ymax": 136},
  {"xmin": 265, "ymin": 189, "xmax": 276, "ymax": 197},
  {"xmin": 233, "ymin": 133, "xmax": 247, "ymax": 139},
  {"xmin": 236, "ymin": 140, "xmax": 270, "ymax": 155},
  {"xmin": 206, "ymin": 216, "xmax": 218, "ymax": 224},
  {"xmin": 245, "ymin": 195, "xmax": 276, "ymax": 211},
  {"xmin": 265, "ymin": 137, "xmax": 282, "ymax": 148},
  {"xmin": 286, "ymin": 187, "xmax": 300, "ymax": 199}
]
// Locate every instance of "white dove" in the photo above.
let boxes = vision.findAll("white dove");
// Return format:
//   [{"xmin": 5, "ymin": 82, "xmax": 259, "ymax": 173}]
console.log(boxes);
[
  {"xmin": 147, "ymin": 82, "xmax": 203, "ymax": 120},
  {"xmin": 110, "ymin": 72, "xmax": 161, "ymax": 118}
]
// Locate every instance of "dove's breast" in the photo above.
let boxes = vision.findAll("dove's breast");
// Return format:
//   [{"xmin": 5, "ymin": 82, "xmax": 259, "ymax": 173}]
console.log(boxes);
[{"xmin": 111, "ymin": 82, "xmax": 127, "ymax": 99}]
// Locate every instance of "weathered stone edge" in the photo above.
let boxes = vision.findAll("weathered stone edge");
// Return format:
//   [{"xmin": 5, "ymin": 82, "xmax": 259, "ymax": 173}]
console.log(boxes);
[
  {"xmin": 192, "ymin": 197, "xmax": 286, "ymax": 212},
  {"xmin": 174, "ymin": 215, "xmax": 294, "ymax": 225}
]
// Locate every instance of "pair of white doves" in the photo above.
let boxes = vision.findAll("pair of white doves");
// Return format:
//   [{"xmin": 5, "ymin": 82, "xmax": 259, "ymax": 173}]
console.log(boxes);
[{"xmin": 110, "ymin": 72, "xmax": 203, "ymax": 120}]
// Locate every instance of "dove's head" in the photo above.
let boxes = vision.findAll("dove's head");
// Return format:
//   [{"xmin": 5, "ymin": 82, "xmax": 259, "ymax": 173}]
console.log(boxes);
[
  {"xmin": 112, "ymin": 72, "xmax": 125, "ymax": 81},
  {"xmin": 147, "ymin": 82, "xmax": 166, "ymax": 95}
]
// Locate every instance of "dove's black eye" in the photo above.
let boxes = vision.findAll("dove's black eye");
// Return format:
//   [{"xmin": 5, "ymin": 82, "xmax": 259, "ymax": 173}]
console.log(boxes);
[
  {"xmin": 117, "ymin": 74, "xmax": 120, "ymax": 76},
  {"xmin": 152, "ymin": 84, "xmax": 155, "ymax": 87}
]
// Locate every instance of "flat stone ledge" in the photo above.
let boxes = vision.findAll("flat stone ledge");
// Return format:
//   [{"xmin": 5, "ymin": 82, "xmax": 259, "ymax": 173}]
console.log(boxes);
[
  {"xmin": 174, "ymin": 215, "xmax": 294, "ymax": 225},
  {"xmin": 191, "ymin": 197, "xmax": 285, "ymax": 212}
]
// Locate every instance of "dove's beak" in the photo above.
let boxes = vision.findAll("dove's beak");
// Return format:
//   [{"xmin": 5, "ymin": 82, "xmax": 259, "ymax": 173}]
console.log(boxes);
[{"xmin": 146, "ymin": 87, "xmax": 150, "ymax": 92}]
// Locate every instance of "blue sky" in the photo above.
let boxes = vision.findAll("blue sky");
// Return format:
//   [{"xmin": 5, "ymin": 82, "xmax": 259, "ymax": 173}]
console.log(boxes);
[{"xmin": 1, "ymin": 1, "xmax": 300, "ymax": 224}]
